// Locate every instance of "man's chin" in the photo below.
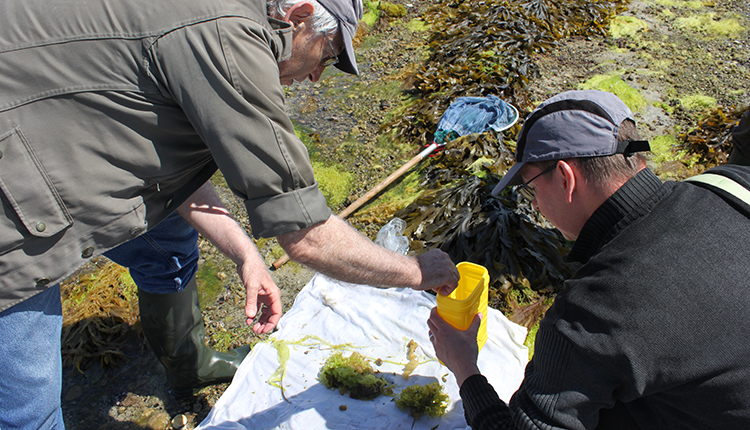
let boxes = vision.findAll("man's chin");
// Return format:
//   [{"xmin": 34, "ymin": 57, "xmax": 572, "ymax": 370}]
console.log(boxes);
[{"xmin": 280, "ymin": 78, "xmax": 293, "ymax": 86}]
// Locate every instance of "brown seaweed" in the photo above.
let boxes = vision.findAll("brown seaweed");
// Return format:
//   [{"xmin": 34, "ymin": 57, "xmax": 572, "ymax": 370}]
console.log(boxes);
[
  {"xmin": 395, "ymin": 134, "xmax": 577, "ymax": 311},
  {"xmin": 679, "ymin": 105, "xmax": 749, "ymax": 168},
  {"xmin": 389, "ymin": 0, "xmax": 628, "ymax": 146}
]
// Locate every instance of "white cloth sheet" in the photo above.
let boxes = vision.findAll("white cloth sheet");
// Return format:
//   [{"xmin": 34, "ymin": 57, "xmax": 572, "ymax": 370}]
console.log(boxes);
[{"xmin": 198, "ymin": 274, "xmax": 528, "ymax": 430}]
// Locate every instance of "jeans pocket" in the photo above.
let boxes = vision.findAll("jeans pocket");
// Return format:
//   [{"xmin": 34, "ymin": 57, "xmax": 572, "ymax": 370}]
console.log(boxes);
[{"xmin": 0, "ymin": 127, "xmax": 72, "ymax": 254}]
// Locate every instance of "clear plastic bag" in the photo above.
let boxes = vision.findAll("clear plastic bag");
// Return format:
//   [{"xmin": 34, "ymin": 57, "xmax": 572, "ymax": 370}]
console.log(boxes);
[{"xmin": 375, "ymin": 218, "xmax": 409, "ymax": 255}]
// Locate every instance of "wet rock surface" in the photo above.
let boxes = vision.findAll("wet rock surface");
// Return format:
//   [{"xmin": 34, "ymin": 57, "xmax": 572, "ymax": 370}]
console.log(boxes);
[{"xmin": 60, "ymin": 0, "xmax": 748, "ymax": 428}]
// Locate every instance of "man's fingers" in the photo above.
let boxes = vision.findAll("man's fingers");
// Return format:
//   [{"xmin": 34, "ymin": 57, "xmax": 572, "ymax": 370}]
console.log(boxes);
[{"xmin": 245, "ymin": 295, "xmax": 258, "ymax": 321}]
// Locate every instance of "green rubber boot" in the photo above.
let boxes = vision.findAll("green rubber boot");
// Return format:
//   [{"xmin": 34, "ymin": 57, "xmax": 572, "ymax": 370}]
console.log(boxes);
[{"xmin": 138, "ymin": 278, "xmax": 250, "ymax": 397}]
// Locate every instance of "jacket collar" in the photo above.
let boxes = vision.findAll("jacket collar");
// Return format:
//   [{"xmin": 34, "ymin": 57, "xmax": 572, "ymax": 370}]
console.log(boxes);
[
  {"xmin": 267, "ymin": 17, "xmax": 293, "ymax": 62},
  {"xmin": 567, "ymin": 168, "xmax": 664, "ymax": 264}
]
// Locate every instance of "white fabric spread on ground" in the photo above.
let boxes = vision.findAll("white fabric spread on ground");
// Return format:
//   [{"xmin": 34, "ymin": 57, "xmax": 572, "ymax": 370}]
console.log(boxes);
[{"xmin": 198, "ymin": 274, "xmax": 528, "ymax": 430}]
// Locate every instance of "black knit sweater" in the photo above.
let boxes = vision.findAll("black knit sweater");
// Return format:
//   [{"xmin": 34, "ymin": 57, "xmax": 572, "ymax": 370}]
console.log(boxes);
[{"xmin": 461, "ymin": 165, "xmax": 750, "ymax": 430}]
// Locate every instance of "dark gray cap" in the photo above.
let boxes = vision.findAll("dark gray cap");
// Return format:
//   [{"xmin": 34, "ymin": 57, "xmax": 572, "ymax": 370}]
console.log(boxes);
[
  {"xmin": 317, "ymin": 0, "xmax": 363, "ymax": 75},
  {"xmin": 492, "ymin": 90, "xmax": 650, "ymax": 196}
]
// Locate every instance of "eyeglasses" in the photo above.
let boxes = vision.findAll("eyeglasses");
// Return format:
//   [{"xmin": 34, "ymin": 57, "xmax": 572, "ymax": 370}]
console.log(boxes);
[
  {"xmin": 516, "ymin": 164, "xmax": 557, "ymax": 202},
  {"xmin": 320, "ymin": 35, "xmax": 339, "ymax": 68}
]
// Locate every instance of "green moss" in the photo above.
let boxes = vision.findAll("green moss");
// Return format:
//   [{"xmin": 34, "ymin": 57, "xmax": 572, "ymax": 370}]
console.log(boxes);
[
  {"xmin": 195, "ymin": 260, "xmax": 226, "ymax": 309},
  {"xmin": 650, "ymin": 135, "xmax": 682, "ymax": 165},
  {"xmin": 610, "ymin": 15, "xmax": 648, "ymax": 38},
  {"xmin": 269, "ymin": 243, "xmax": 286, "ymax": 260},
  {"xmin": 652, "ymin": 0, "xmax": 704, "ymax": 9},
  {"xmin": 362, "ymin": 0, "xmax": 380, "ymax": 27},
  {"xmin": 660, "ymin": 8, "xmax": 674, "ymax": 18},
  {"xmin": 319, "ymin": 352, "xmax": 393, "ymax": 400},
  {"xmin": 351, "ymin": 166, "xmax": 425, "ymax": 224},
  {"xmin": 652, "ymin": 101, "xmax": 674, "ymax": 115},
  {"xmin": 352, "ymin": 79, "xmax": 403, "ymax": 101},
  {"xmin": 406, "ymin": 18, "xmax": 429, "ymax": 32},
  {"xmin": 679, "ymin": 94, "xmax": 717, "ymax": 112},
  {"xmin": 379, "ymin": 1, "xmax": 407, "ymax": 18},
  {"xmin": 675, "ymin": 13, "xmax": 746, "ymax": 39},
  {"xmin": 293, "ymin": 121, "xmax": 322, "ymax": 160},
  {"xmin": 649, "ymin": 134, "xmax": 701, "ymax": 174},
  {"xmin": 311, "ymin": 161, "xmax": 354, "ymax": 208},
  {"xmin": 579, "ymin": 75, "xmax": 648, "ymax": 113},
  {"xmin": 395, "ymin": 382, "xmax": 449, "ymax": 419}
]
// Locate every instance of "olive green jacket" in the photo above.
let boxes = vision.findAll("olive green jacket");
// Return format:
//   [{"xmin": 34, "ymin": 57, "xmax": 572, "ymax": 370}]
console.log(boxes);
[{"xmin": 0, "ymin": 0, "xmax": 331, "ymax": 311}]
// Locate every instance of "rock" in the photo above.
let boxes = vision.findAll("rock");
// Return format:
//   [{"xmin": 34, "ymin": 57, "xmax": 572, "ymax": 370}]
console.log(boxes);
[
  {"xmin": 63, "ymin": 385, "xmax": 83, "ymax": 401},
  {"xmin": 120, "ymin": 392, "xmax": 139, "ymax": 407},
  {"xmin": 146, "ymin": 410, "xmax": 171, "ymax": 430},
  {"xmin": 171, "ymin": 414, "xmax": 188, "ymax": 429}
]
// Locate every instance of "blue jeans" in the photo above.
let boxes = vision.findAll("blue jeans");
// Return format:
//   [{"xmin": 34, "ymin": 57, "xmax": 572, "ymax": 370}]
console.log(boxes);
[
  {"xmin": 104, "ymin": 211, "xmax": 200, "ymax": 294},
  {"xmin": 0, "ymin": 285, "xmax": 64, "ymax": 430},
  {"xmin": 0, "ymin": 213, "xmax": 200, "ymax": 429}
]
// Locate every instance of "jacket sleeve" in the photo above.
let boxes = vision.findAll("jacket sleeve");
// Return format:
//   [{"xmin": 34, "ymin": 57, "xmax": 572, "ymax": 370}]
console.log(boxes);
[
  {"xmin": 146, "ymin": 16, "xmax": 331, "ymax": 238},
  {"xmin": 460, "ymin": 374, "xmax": 515, "ymax": 430}
]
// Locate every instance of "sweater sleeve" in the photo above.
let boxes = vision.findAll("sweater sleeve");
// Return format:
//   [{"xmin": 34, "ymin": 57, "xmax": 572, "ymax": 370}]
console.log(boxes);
[{"xmin": 460, "ymin": 374, "xmax": 514, "ymax": 429}]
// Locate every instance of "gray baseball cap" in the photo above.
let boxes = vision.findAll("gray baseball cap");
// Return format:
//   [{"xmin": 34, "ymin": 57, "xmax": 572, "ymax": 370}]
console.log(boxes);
[
  {"xmin": 492, "ymin": 90, "xmax": 650, "ymax": 196},
  {"xmin": 317, "ymin": 0, "xmax": 363, "ymax": 75}
]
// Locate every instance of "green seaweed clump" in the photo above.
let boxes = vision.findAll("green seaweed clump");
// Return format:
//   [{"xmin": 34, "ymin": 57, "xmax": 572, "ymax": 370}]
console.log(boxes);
[
  {"xmin": 395, "ymin": 382, "xmax": 449, "ymax": 419},
  {"xmin": 319, "ymin": 352, "xmax": 393, "ymax": 400},
  {"xmin": 60, "ymin": 259, "xmax": 144, "ymax": 371}
]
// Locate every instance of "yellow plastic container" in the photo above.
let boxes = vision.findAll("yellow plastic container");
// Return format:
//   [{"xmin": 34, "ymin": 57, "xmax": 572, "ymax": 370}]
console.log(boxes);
[{"xmin": 436, "ymin": 262, "xmax": 489, "ymax": 352}]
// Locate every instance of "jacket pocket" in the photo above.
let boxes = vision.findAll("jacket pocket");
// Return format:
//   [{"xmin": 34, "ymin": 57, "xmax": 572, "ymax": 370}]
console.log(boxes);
[{"xmin": 0, "ymin": 127, "xmax": 73, "ymax": 253}]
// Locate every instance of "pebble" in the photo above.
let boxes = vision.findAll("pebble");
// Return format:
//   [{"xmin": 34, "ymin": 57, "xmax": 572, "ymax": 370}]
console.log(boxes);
[{"xmin": 172, "ymin": 414, "xmax": 188, "ymax": 429}]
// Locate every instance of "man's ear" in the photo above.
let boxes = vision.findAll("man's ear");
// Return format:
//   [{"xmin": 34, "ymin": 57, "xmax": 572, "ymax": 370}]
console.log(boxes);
[
  {"xmin": 285, "ymin": 1, "xmax": 315, "ymax": 28},
  {"xmin": 557, "ymin": 160, "xmax": 577, "ymax": 204}
]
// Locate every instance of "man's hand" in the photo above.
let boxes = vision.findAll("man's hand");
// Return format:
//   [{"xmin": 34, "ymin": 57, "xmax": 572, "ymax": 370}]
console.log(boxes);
[
  {"xmin": 415, "ymin": 249, "xmax": 460, "ymax": 296},
  {"xmin": 428, "ymin": 307, "xmax": 482, "ymax": 387},
  {"xmin": 236, "ymin": 259, "xmax": 282, "ymax": 334},
  {"xmin": 178, "ymin": 182, "xmax": 283, "ymax": 334}
]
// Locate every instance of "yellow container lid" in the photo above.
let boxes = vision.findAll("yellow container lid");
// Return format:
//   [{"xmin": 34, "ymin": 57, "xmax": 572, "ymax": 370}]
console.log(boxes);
[{"xmin": 436, "ymin": 262, "xmax": 489, "ymax": 351}]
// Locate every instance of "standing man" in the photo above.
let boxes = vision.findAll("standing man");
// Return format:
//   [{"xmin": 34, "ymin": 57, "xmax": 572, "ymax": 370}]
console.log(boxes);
[
  {"xmin": 0, "ymin": 0, "xmax": 459, "ymax": 428},
  {"xmin": 428, "ymin": 90, "xmax": 750, "ymax": 429}
]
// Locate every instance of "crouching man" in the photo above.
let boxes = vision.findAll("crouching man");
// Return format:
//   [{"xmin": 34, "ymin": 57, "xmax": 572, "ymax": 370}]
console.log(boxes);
[{"xmin": 429, "ymin": 90, "xmax": 750, "ymax": 429}]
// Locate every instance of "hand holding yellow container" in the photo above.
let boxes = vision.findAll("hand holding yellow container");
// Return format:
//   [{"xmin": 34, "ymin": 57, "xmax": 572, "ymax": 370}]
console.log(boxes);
[{"xmin": 436, "ymin": 261, "xmax": 489, "ymax": 352}]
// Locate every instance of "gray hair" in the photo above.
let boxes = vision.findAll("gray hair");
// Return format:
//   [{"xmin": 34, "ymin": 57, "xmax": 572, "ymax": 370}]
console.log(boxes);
[{"xmin": 267, "ymin": 0, "xmax": 339, "ymax": 36}]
